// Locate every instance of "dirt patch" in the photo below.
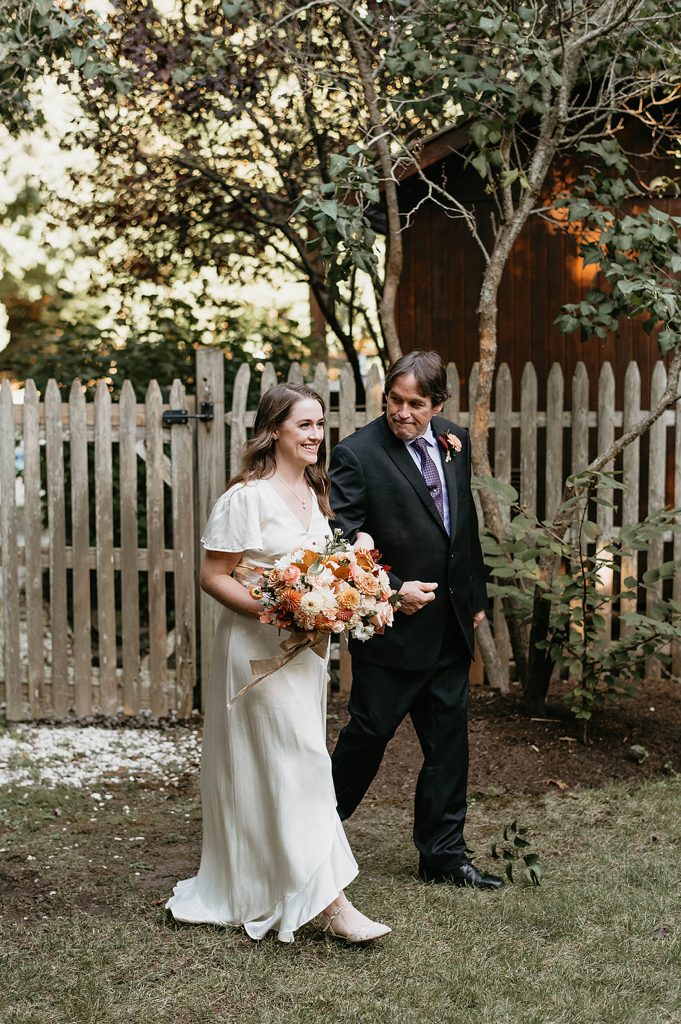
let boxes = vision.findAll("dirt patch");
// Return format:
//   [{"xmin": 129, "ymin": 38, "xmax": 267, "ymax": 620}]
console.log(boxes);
[{"xmin": 327, "ymin": 675, "xmax": 681, "ymax": 803}]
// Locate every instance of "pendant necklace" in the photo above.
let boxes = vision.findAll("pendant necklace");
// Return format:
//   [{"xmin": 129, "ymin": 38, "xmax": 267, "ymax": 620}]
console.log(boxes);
[{"xmin": 275, "ymin": 473, "xmax": 310, "ymax": 510}]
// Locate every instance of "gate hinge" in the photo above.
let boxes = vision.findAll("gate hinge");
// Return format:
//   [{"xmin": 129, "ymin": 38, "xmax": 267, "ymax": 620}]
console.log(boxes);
[{"xmin": 162, "ymin": 401, "xmax": 214, "ymax": 426}]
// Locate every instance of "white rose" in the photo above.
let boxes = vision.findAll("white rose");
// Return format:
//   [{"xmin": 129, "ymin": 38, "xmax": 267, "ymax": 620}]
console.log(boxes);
[
  {"xmin": 273, "ymin": 553, "xmax": 294, "ymax": 569},
  {"xmin": 377, "ymin": 569, "xmax": 391, "ymax": 594},
  {"xmin": 307, "ymin": 566, "xmax": 335, "ymax": 588}
]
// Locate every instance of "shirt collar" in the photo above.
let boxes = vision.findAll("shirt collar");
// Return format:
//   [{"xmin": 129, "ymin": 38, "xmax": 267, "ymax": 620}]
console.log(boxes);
[{"xmin": 406, "ymin": 428, "xmax": 436, "ymax": 450}]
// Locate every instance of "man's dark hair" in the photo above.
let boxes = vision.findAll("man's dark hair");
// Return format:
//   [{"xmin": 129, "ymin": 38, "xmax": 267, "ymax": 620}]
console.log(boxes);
[{"xmin": 384, "ymin": 350, "xmax": 450, "ymax": 407}]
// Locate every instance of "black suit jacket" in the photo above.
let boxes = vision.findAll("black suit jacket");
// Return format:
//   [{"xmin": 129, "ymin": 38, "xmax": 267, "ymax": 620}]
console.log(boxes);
[{"xmin": 328, "ymin": 414, "xmax": 488, "ymax": 670}]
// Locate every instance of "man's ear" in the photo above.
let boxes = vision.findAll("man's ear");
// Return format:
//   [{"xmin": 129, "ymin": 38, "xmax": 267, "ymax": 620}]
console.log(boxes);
[{"xmin": 432, "ymin": 403, "xmax": 444, "ymax": 416}]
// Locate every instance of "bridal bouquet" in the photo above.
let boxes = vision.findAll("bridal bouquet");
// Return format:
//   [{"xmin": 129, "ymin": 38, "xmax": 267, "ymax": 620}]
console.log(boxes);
[
  {"xmin": 253, "ymin": 529, "xmax": 398, "ymax": 640},
  {"xmin": 227, "ymin": 531, "xmax": 399, "ymax": 707}
]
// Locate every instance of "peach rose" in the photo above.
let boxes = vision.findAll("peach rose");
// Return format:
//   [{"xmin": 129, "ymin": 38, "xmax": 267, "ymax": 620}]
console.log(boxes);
[
  {"xmin": 280, "ymin": 564, "xmax": 302, "ymax": 586},
  {"xmin": 355, "ymin": 571, "xmax": 381, "ymax": 597}
]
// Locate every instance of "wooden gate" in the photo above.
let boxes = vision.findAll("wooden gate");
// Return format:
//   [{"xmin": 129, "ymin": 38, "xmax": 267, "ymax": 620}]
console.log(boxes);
[{"xmin": 0, "ymin": 374, "xmax": 198, "ymax": 721}]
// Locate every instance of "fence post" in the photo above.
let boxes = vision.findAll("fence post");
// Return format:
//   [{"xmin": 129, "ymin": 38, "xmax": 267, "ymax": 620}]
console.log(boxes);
[
  {"xmin": 674, "ymin": 368, "xmax": 681, "ymax": 678},
  {"xmin": 45, "ymin": 380, "xmax": 69, "ymax": 718},
  {"xmin": 196, "ymin": 349, "xmax": 226, "ymax": 707},
  {"xmin": 597, "ymin": 362, "xmax": 616, "ymax": 646},
  {"xmin": 620, "ymin": 362, "xmax": 641, "ymax": 630},
  {"xmin": 647, "ymin": 361, "xmax": 668, "ymax": 680},
  {"xmin": 170, "ymin": 378, "xmax": 197, "ymax": 717},
  {"xmin": 70, "ymin": 379, "xmax": 93, "ymax": 718},
  {"xmin": 23, "ymin": 379, "xmax": 44, "ymax": 717},
  {"xmin": 492, "ymin": 363, "xmax": 512, "ymax": 692},
  {"xmin": 0, "ymin": 381, "xmax": 22, "ymax": 720}
]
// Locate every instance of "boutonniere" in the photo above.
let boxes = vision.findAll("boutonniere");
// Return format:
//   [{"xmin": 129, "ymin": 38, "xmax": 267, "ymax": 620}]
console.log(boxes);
[{"xmin": 438, "ymin": 431, "xmax": 462, "ymax": 463}]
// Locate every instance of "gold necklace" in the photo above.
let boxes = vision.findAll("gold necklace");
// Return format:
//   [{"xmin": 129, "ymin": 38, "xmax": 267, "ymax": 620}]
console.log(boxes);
[{"xmin": 275, "ymin": 473, "xmax": 310, "ymax": 510}]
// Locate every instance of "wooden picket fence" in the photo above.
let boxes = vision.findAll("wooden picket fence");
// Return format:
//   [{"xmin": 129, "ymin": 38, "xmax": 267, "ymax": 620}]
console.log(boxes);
[
  {"xmin": 0, "ymin": 372, "xmax": 198, "ymax": 723},
  {"xmin": 1, "ymin": 350, "xmax": 680, "ymax": 721}
]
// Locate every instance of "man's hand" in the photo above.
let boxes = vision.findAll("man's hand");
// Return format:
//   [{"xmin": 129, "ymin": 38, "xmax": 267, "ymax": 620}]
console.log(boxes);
[
  {"xmin": 398, "ymin": 580, "xmax": 438, "ymax": 615},
  {"xmin": 473, "ymin": 610, "xmax": 486, "ymax": 629}
]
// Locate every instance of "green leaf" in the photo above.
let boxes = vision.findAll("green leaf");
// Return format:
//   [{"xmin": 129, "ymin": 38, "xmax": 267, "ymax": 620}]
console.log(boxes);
[
  {"xmin": 471, "ymin": 153, "xmax": 488, "ymax": 179},
  {"xmin": 473, "ymin": 475, "xmax": 518, "ymax": 503},
  {"xmin": 469, "ymin": 122, "xmax": 488, "ymax": 148},
  {"xmin": 500, "ymin": 168, "xmax": 519, "ymax": 188},
  {"xmin": 318, "ymin": 199, "xmax": 339, "ymax": 219},
  {"xmin": 582, "ymin": 521, "xmax": 601, "ymax": 541},
  {"xmin": 70, "ymin": 46, "xmax": 87, "ymax": 68},
  {"xmin": 568, "ymin": 199, "xmax": 591, "ymax": 221},
  {"xmin": 479, "ymin": 15, "xmax": 502, "ymax": 34}
]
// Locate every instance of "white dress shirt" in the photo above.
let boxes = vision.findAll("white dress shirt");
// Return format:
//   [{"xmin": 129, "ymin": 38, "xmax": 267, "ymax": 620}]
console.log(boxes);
[{"xmin": 406, "ymin": 429, "xmax": 451, "ymax": 534}]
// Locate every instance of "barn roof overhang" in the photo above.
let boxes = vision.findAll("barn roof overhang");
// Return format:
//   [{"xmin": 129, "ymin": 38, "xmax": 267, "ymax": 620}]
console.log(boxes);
[{"xmin": 394, "ymin": 123, "xmax": 470, "ymax": 183}]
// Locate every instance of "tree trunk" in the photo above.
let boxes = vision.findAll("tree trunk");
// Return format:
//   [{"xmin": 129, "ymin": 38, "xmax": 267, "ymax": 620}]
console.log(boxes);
[
  {"xmin": 524, "ymin": 566, "xmax": 555, "ymax": 713},
  {"xmin": 475, "ymin": 616, "xmax": 508, "ymax": 693},
  {"xmin": 471, "ymin": 234, "xmax": 531, "ymax": 686},
  {"xmin": 343, "ymin": 14, "xmax": 403, "ymax": 365}
]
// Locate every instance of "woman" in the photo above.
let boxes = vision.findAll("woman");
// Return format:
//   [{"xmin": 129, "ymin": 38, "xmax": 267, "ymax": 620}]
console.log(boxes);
[{"xmin": 166, "ymin": 383, "xmax": 391, "ymax": 945}]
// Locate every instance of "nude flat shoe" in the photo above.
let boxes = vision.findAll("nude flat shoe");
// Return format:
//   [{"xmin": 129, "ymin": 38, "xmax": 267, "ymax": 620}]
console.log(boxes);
[{"xmin": 322, "ymin": 901, "xmax": 392, "ymax": 945}]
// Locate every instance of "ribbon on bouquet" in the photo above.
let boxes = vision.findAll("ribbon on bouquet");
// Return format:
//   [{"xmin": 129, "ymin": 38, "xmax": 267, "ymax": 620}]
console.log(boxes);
[{"xmin": 226, "ymin": 630, "xmax": 329, "ymax": 710}]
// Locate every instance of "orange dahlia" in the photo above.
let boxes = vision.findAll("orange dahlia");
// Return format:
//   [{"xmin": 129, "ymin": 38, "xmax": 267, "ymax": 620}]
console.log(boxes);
[
  {"xmin": 336, "ymin": 586, "xmax": 362, "ymax": 610},
  {"xmin": 279, "ymin": 588, "xmax": 302, "ymax": 613}
]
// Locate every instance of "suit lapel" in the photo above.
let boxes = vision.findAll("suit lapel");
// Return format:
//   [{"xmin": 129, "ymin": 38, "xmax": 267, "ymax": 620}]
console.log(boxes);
[{"xmin": 380, "ymin": 416, "xmax": 450, "ymax": 538}]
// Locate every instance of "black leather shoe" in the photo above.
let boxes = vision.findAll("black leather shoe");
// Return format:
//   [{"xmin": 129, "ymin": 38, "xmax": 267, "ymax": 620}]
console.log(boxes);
[{"xmin": 418, "ymin": 861, "xmax": 504, "ymax": 890}]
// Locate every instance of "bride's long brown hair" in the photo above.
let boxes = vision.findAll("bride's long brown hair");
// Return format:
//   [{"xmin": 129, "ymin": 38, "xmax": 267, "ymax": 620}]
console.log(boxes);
[{"xmin": 229, "ymin": 383, "xmax": 333, "ymax": 519}]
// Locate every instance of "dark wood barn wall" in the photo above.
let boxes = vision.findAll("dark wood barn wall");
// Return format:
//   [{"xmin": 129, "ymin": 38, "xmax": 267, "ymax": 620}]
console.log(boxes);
[{"xmin": 396, "ymin": 150, "xmax": 679, "ymax": 410}]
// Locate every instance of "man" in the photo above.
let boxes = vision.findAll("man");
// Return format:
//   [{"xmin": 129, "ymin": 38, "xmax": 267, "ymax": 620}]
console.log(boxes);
[{"xmin": 329, "ymin": 350, "xmax": 503, "ymax": 889}]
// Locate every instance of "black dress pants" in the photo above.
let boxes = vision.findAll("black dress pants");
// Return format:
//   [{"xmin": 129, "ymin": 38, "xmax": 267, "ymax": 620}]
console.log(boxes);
[{"xmin": 332, "ymin": 631, "xmax": 471, "ymax": 874}]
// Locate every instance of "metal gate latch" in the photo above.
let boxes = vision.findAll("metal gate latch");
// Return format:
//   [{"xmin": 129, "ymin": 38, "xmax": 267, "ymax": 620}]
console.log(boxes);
[{"xmin": 162, "ymin": 401, "xmax": 215, "ymax": 426}]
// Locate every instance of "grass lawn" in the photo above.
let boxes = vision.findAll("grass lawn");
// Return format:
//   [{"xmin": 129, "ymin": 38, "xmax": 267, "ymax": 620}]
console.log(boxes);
[{"xmin": 1, "ymin": 767, "xmax": 680, "ymax": 1024}]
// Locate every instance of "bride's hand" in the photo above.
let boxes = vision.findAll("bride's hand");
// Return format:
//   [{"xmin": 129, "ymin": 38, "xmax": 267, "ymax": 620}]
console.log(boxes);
[{"xmin": 353, "ymin": 531, "xmax": 375, "ymax": 551}]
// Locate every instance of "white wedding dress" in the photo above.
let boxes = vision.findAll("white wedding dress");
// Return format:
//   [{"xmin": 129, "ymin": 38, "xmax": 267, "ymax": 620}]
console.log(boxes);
[{"xmin": 166, "ymin": 479, "xmax": 358, "ymax": 942}]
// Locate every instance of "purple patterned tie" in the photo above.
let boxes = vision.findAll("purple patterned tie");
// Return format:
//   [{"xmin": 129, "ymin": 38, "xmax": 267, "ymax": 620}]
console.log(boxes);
[{"xmin": 411, "ymin": 437, "xmax": 445, "ymax": 524}]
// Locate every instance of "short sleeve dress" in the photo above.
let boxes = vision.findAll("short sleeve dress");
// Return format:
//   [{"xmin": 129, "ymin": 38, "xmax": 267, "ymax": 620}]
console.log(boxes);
[{"xmin": 165, "ymin": 480, "xmax": 358, "ymax": 942}]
